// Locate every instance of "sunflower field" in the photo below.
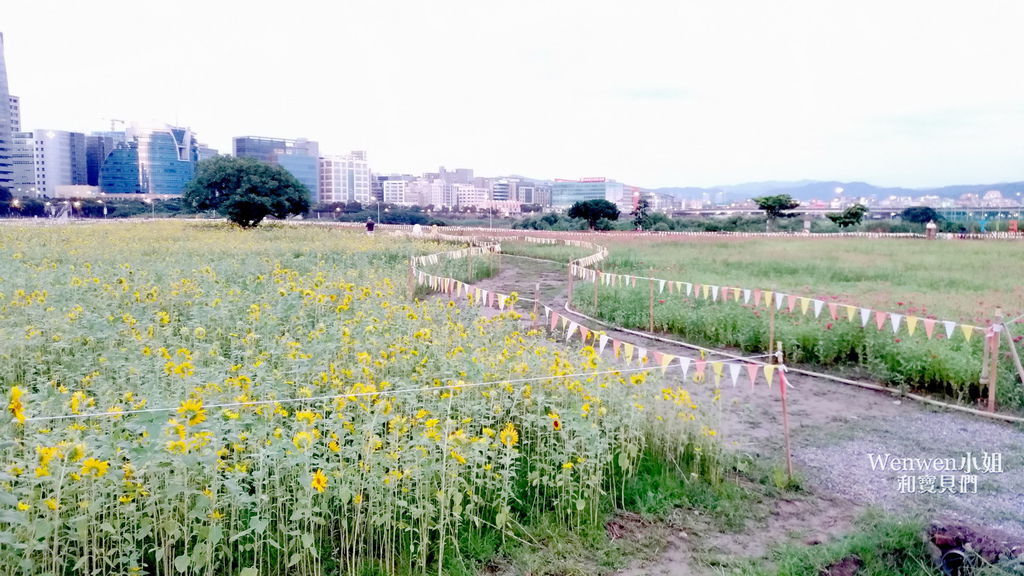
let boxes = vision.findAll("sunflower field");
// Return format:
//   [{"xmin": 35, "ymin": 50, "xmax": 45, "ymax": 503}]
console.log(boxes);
[{"xmin": 0, "ymin": 222, "xmax": 716, "ymax": 576}]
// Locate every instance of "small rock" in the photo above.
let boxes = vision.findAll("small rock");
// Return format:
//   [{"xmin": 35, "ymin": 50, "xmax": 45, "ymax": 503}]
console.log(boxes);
[{"xmin": 893, "ymin": 400, "xmax": 902, "ymax": 405}]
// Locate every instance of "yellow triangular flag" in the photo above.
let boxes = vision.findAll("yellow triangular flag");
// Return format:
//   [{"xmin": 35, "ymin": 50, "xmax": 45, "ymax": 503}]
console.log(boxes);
[
  {"xmin": 702, "ymin": 284, "xmax": 710, "ymax": 300},
  {"xmin": 623, "ymin": 343, "xmax": 634, "ymax": 364},
  {"xmin": 711, "ymin": 362, "xmax": 724, "ymax": 386},
  {"xmin": 660, "ymin": 354, "xmax": 674, "ymax": 374},
  {"xmin": 799, "ymin": 297, "xmax": 810, "ymax": 315},
  {"xmin": 763, "ymin": 365, "xmax": 776, "ymax": 388},
  {"xmin": 845, "ymin": 305, "xmax": 857, "ymax": 322},
  {"xmin": 906, "ymin": 316, "xmax": 919, "ymax": 336},
  {"xmin": 961, "ymin": 324, "xmax": 974, "ymax": 341},
  {"xmin": 763, "ymin": 291, "xmax": 773, "ymax": 308}
]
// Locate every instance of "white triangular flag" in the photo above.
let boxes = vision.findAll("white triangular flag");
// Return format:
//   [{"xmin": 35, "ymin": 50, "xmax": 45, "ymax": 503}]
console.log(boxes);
[
  {"xmin": 743, "ymin": 289, "xmax": 752, "ymax": 304},
  {"xmin": 566, "ymin": 322, "xmax": 578, "ymax": 341},
  {"xmin": 598, "ymin": 334, "xmax": 609, "ymax": 355},
  {"xmin": 711, "ymin": 286, "xmax": 720, "ymax": 301},
  {"xmin": 729, "ymin": 363, "xmax": 741, "ymax": 387},
  {"xmin": 658, "ymin": 280, "xmax": 666, "ymax": 294},
  {"xmin": 678, "ymin": 356, "xmax": 691, "ymax": 379},
  {"xmin": 943, "ymin": 321, "xmax": 956, "ymax": 339},
  {"xmin": 637, "ymin": 347, "xmax": 647, "ymax": 362},
  {"xmin": 860, "ymin": 308, "xmax": 872, "ymax": 327},
  {"xmin": 775, "ymin": 292, "xmax": 785, "ymax": 310},
  {"xmin": 498, "ymin": 294, "xmax": 508, "ymax": 310},
  {"xmin": 544, "ymin": 306, "xmax": 552, "ymax": 319},
  {"xmin": 813, "ymin": 300, "xmax": 824, "ymax": 318},
  {"xmin": 685, "ymin": 283, "xmax": 693, "ymax": 296},
  {"xmin": 890, "ymin": 313, "xmax": 903, "ymax": 334}
]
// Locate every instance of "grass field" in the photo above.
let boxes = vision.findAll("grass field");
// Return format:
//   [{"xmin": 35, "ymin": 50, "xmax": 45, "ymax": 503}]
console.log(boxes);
[{"xmin": 591, "ymin": 236, "xmax": 1024, "ymax": 324}]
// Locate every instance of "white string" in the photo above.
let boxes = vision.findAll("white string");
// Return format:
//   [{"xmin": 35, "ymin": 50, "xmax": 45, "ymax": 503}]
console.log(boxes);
[{"xmin": 24, "ymin": 365, "xmax": 659, "ymax": 423}]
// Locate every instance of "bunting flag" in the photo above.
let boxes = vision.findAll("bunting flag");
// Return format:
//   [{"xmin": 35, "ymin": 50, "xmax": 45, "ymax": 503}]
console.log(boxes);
[
  {"xmin": 734, "ymin": 287, "xmax": 743, "ymax": 302},
  {"xmin": 860, "ymin": 307, "xmax": 872, "ymax": 327},
  {"xmin": 711, "ymin": 362, "xmax": 725, "ymax": 387},
  {"xmin": 762, "ymin": 290, "xmax": 772, "ymax": 308},
  {"xmin": 828, "ymin": 302, "xmax": 839, "ymax": 320},
  {"xmin": 694, "ymin": 359, "xmax": 706, "ymax": 382},
  {"xmin": 498, "ymin": 294, "xmax": 508, "ymax": 310},
  {"xmin": 960, "ymin": 324, "xmax": 974, "ymax": 342},
  {"xmin": 667, "ymin": 280, "xmax": 674, "ymax": 294},
  {"xmin": 923, "ymin": 318, "xmax": 936, "ymax": 339},
  {"xmin": 579, "ymin": 326, "xmax": 590, "ymax": 342},
  {"xmin": 874, "ymin": 310, "xmax": 887, "ymax": 330},
  {"xmin": 787, "ymin": 294, "xmax": 798, "ymax": 313},
  {"xmin": 775, "ymin": 292, "xmax": 785, "ymax": 310},
  {"xmin": 565, "ymin": 321, "xmax": 579, "ymax": 341},
  {"xmin": 763, "ymin": 365, "xmax": 776, "ymax": 389},
  {"xmin": 679, "ymin": 356, "xmax": 691, "ymax": 379},
  {"xmin": 550, "ymin": 311, "xmax": 560, "ymax": 331},
  {"xmin": 813, "ymin": 299, "xmax": 824, "ymax": 318},
  {"xmin": 744, "ymin": 289, "xmax": 752, "ymax": 304},
  {"xmin": 906, "ymin": 315, "xmax": 919, "ymax": 336},
  {"xmin": 488, "ymin": 291, "xmax": 496, "ymax": 308},
  {"xmin": 659, "ymin": 352, "xmax": 674, "ymax": 374},
  {"xmin": 943, "ymin": 321, "xmax": 956, "ymax": 339},
  {"xmin": 685, "ymin": 283, "xmax": 693, "ymax": 296},
  {"xmin": 651, "ymin": 350, "xmax": 664, "ymax": 368},
  {"xmin": 659, "ymin": 280, "xmax": 666, "ymax": 294},
  {"xmin": 729, "ymin": 363, "xmax": 742, "ymax": 387},
  {"xmin": 846, "ymin": 305, "xmax": 857, "ymax": 322},
  {"xmin": 746, "ymin": 364, "xmax": 759, "ymax": 389},
  {"xmin": 623, "ymin": 343, "xmax": 635, "ymax": 364},
  {"xmin": 703, "ymin": 284, "xmax": 711, "ymax": 300},
  {"xmin": 612, "ymin": 338, "xmax": 621, "ymax": 358},
  {"xmin": 753, "ymin": 289, "xmax": 762, "ymax": 306},
  {"xmin": 890, "ymin": 313, "xmax": 903, "ymax": 334},
  {"xmin": 544, "ymin": 305, "xmax": 552, "ymax": 319},
  {"xmin": 711, "ymin": 285, "xmax": 720, "ymax": 302},
  {"xmin": 693, "ymin": 283, "xmax": 701, "ymax": 299},
  {"xmin": 598, "ymin": 334, "xmax": 609, "ymax": 355},
  {"xmin": 637, "ymin": 347, "xmax": 648, "ymax": 363}
]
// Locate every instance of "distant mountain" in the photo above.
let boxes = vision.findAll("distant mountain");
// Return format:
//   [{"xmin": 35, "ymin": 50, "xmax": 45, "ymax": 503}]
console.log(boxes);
[{"xmin": 649, "ymin": 180, "xmax": 1024, "ymax": 203}]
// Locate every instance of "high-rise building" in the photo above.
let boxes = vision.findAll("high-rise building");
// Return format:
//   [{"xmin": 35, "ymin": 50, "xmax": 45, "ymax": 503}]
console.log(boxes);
[
  {"xmin": 489, "ymin": 179, "xmax": 518, "ymax": 202},
  {"xmin": 9, "ymin": 96, "xmax": 19, "ymax": 132},
  {"xmin": 233, "ymin": 136, "xmax": 318, "ymax": 201},
  {"xmin": 11, "ymin": 130, "xmax": 88, "ymax": 197},
  {"xmin": 319, "ymin": 151, "xmax": 370, "ymax": 204},
  {"xmin": 86, "ymin": 134, "xmax": 120, "ymax": 186},
  {"xmin": 551, "ymin": 177, "xmax": 625, "ymax": 207},
  {"xmin": 96, "ymin": 124, "xmax": 198, "ymax": 195},
  {"xmin": 0, "ymin": 33, "xmax": 14, "ymax": 187}
]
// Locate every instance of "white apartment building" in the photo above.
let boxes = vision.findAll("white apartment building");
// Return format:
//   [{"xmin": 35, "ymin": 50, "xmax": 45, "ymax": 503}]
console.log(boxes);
[
  {"xmin": 12, "ymin": 129, "xmax": 87, "ymax": 197},
  {"xmin": 454, "ymin": 183, "xmax": 489, "ymax": 209},
  {"xmin": 319, "ymin": 150, "xmax": 371, "ymax": 204},
  {"xmin": 382, "ymin": 180, "xmax": 409, "ymax": 204}
]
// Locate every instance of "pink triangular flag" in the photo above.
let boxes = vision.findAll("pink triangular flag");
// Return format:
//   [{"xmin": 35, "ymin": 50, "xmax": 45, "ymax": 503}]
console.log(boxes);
[
  {"xmin": 923, "ymin": 318, "xmax": 936, "ymax": 339},
  {"xmin": 874, "ymin": 310, "xmax": 888, "ymax": 330},
  {"xmin": 787, "ymin": 294, "xmax": 798, "ymax": 313},
  {"xmin": 828, "ymin": 302, "xmax": 839, "ymax": 320},
  {"xmin": 746, "ymin": 364, "xmax": 759, "ymax": 389}
]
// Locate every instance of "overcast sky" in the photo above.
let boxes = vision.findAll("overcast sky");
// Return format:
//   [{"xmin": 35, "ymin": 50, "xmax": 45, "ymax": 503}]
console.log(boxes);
[{"xmin": 4, "ymin": 1, "xmax": 1023, "ymax": 189}]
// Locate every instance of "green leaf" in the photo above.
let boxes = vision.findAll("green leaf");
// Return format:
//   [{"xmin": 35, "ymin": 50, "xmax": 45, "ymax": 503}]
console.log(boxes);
[
  {"xmin": 239, "ymin": 568, "xmax": 259, "ymax": 576},
  {"xmin": 173, "ymin": 554, "xmax": 189, "ymax": 573},
  {"xmin": 301, "ymin": 533, "xmax": 314, "ymax": 549}
]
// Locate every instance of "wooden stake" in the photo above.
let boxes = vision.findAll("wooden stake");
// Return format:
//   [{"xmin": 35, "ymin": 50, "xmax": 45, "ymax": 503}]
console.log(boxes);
[
  {"xmin": 567, "ymin": 265, "xmax": 574, "ymax": 304},
  {"xmin": 532, "ymin": 282, "xmax": 540, "ymax": 329},
  {"xmin": 648, "ymin": 270, "xmax": 655, "ymax": 333},
  {"xmin": 1001, "ymin": 323, "xmax": 1024, "ymax": 386},
  {"xmin": 408, "ymin": 258, "xmax": 415, "ymax": 301},
  {"xmin": 989, "ymin": 308, "xmax": 1003, "ymax": 412},
  {"xmin": 776, "ymin": 342, "xmax": 793, "ymax": 481}
]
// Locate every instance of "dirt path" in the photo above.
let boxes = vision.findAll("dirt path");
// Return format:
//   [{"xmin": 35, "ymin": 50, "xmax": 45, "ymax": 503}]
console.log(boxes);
[{"xmin": 469, "ymin": 254, "xmax": 1024, "ymax": 575}]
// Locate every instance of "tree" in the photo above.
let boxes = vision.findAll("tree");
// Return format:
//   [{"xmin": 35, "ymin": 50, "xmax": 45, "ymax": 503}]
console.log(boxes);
[
  {"xmin": 567, "ymin": 199, "xmax": 619, "ymax": 230},
  {"xmin": 900, "ymin": 206, "xmax": 941, "ymax": 224},
  {"xmin": 184, "ymin": 157, "xmax": 310, "ymax": 228},
  {"xmin": 753, "ymin": 194, "xmax": 800, "ymax": 230},
  {"xmin": 631, "ymin": 197, "xmax": 651, "ymax": 230},
  {"xmin": 826, "ymin": 203, "xmax": 869, "ymax": 228}
]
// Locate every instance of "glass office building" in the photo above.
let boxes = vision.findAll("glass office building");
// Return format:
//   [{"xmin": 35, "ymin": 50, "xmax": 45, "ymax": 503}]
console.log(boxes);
[
  {"xmin": 0, "ymin": 33, "xmax": 14, "ymax": 187},
  {"xmin": 233, "ymin": 136, "xmax": 319, "ymax": 202},
  {"xmin": 551, "ymin": 178, "xmax": 625, "ymax": 207},
  {"xmin": 97, "ymin": 125, "xmax": 198, "ymax": 195}
]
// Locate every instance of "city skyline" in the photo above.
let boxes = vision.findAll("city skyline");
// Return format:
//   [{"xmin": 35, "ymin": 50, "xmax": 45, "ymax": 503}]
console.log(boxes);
[{"xmin": 3, "ymin": 1, "xmax": 1023, "ymax": 190}]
